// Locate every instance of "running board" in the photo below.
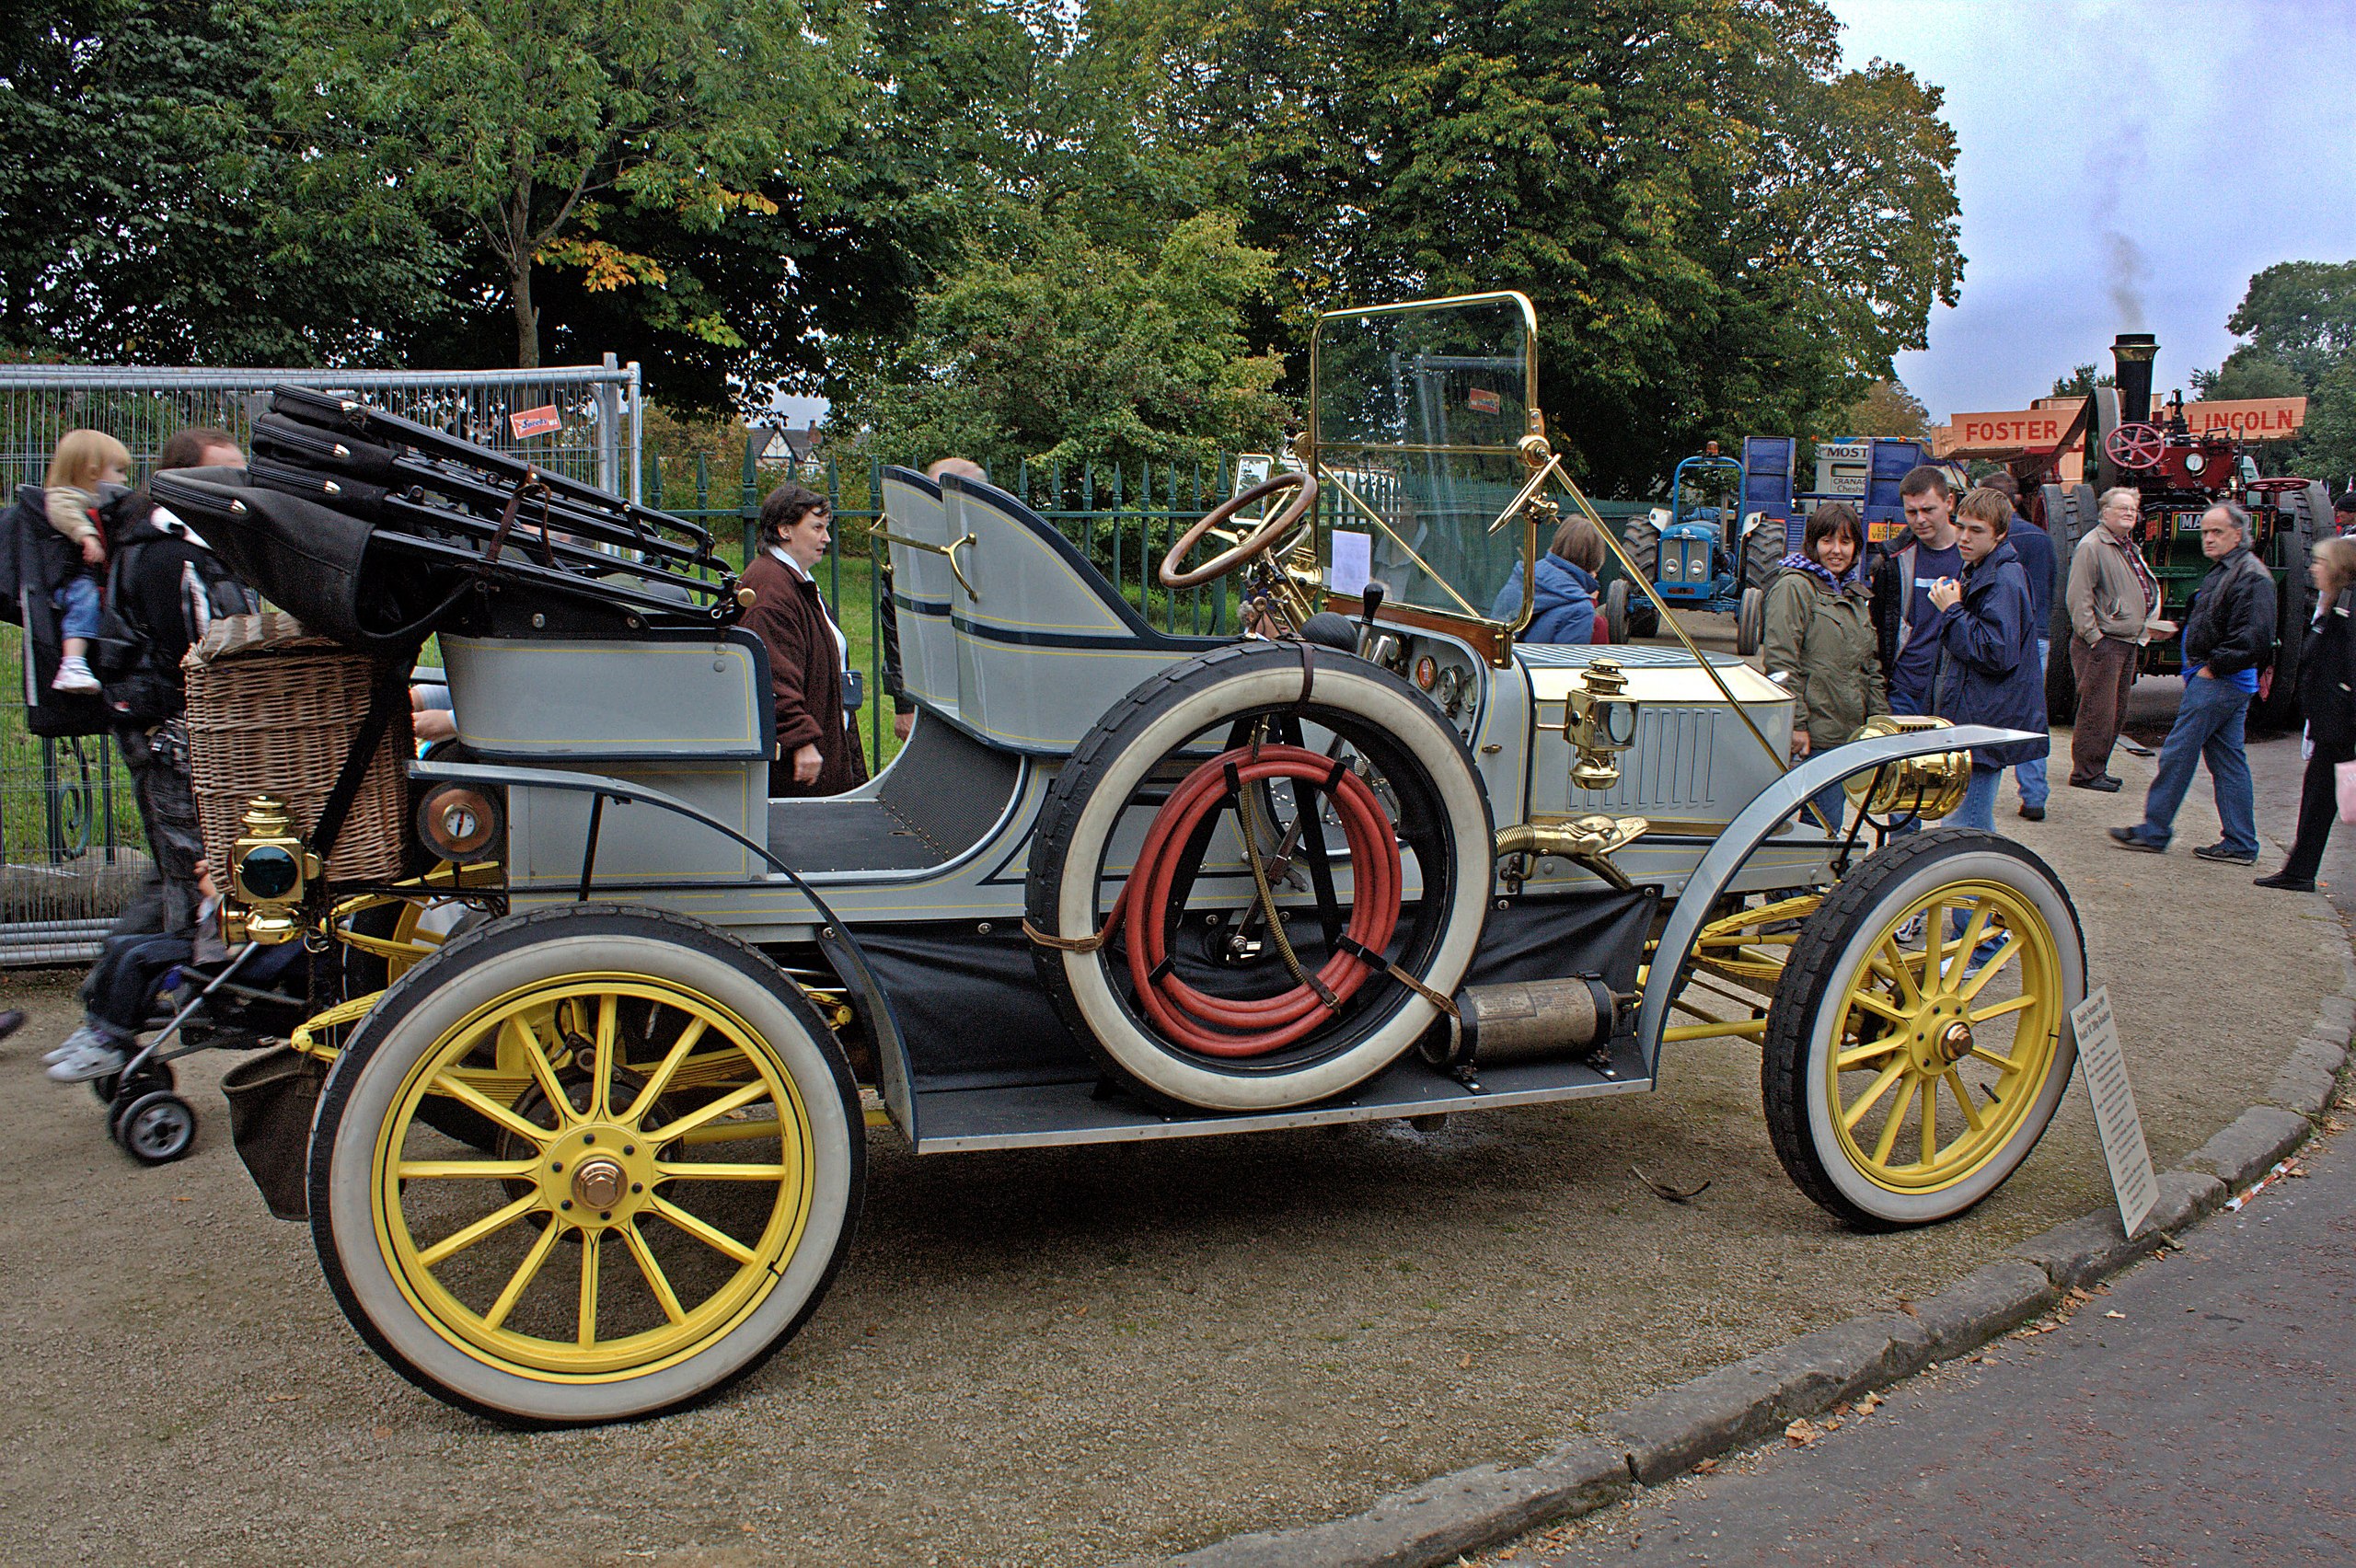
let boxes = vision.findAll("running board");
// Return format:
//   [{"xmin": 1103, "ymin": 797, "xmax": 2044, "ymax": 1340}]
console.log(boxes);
[{"xmin": 901, "ymin": 1037, "xmax": 1653, "ymax": 1153}]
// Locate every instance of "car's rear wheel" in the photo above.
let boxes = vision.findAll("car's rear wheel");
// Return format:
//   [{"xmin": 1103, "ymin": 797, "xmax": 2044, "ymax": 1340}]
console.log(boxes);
[{"xmin": 309, "ymin": 904, "xmax": 862, "ymax": 1424}]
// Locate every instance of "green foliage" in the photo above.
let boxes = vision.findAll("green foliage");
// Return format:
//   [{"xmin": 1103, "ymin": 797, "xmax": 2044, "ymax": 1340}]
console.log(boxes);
[
  {"xmin": 2190, "ymin": 350, "xmax": 2304, "ymax": 402},
  {"xmin": 274, "ymin": 0, "xmax": 867, "ymax": 369},
  {"xmin": 2050, "ymin": 363, "xmax": 2114, "ymax": 398},
  {"xmin": 0, "ymin": 1, "xmax": 449, "ymax": 363},
  {"xmin": 833, "ymin": 211, "xmax": 1289, "ymax": 474},
  {"xmin": 2223, "ymin": 260, "xmax": 2356, "ymax": 394},
  {"xmin": 1079, "ymin": 0, "xmax": 1963, "ymax": 493},
  {"xmin": 2196, "ymin": 259, "xmax": 2356, "ymax": 482},
  {"xmin": 1826, "ymin": 379, "xmax": 1929, "ymax": 439}
]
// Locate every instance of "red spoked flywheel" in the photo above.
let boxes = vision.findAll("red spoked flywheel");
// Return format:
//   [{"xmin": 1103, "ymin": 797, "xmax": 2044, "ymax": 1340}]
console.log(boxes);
[{"xmin": 1103, "ymin": 742, "xmax": 1404, "ymax": 1059}]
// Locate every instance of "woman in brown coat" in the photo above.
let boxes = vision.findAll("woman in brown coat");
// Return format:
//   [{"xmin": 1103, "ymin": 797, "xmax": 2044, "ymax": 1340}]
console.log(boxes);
[{"xmin": 741, "ymin": 483, "xmax": 869, "ymax": 797}]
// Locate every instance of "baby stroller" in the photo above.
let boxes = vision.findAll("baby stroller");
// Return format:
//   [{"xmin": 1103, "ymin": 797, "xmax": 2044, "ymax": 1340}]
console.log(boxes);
[{"xmin": 87, "ymin": 933, "xmax": 315, "ymax": 1164}]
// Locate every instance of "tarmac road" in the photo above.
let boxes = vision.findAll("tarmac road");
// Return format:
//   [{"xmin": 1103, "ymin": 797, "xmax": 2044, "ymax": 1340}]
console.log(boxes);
[
  {"xmin": 0, "ymin": 682, "xmax": 2341, "ymax": 1566},
  {"xmin": 1486, "ymin": 1114, "xmax": 2356, "ymax": 1567}
]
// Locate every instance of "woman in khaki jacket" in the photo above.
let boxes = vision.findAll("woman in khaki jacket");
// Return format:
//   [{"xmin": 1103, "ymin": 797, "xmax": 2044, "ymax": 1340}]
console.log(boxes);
[{"xmin": 1761, "ymin": 503, "xmax": 1888, "ymax": 827}]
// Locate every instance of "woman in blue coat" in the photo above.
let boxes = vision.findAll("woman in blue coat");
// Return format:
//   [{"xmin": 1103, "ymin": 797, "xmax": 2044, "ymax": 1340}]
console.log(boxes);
[
  {"xmin": 1926, "ymin": 487, "xmax": 2050, "ymax": 831},
  {"xmin": 1490, "ymin": 515, "xmax": 1605, "ymax": 642}
]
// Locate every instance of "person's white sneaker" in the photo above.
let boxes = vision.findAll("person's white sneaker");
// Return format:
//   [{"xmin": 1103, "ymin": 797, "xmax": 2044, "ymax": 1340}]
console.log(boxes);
[
  {"xmin": 45, "ymin": 1036, "xmax": 126, "ymax": 1083},
  {"xmin": 50, "ymin": 654, "xmax": 100, "ymax": 694},
  {"xmin": 42, "ymin": 1022, "xmax": 105, "ymax": 1064}
]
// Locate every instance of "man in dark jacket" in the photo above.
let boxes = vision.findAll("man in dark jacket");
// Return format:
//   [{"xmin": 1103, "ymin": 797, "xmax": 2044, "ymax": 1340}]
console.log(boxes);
[
  {"xmin": 1870, "ymin": 467, "xmax": 1965, "ymax": 713},
  {"xmin": 2109, "ymin": 502, "xmax": 2275, "ymax": 862}
]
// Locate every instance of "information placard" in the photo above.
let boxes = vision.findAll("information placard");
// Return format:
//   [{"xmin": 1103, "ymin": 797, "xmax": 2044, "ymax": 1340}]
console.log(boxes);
[
  {"xmin": 1329, "ymin": 530, "xmax": 1372, "ymax": 597},
  {"xmin": 2070, "ymin": 986, "xmax": 2157, "ymax": 1236}
]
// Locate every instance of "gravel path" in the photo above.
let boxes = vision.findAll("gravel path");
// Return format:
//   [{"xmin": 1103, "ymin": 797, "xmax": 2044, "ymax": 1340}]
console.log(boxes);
[{"xmin": 0, "ymin": 730, "xmax": 2336, "ymax": 1568}]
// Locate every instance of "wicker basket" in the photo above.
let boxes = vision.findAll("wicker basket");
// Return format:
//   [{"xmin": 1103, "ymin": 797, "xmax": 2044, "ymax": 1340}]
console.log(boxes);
[{"xmin": 184, "ymin": 612, "xmax": 414, "ymax": 884}]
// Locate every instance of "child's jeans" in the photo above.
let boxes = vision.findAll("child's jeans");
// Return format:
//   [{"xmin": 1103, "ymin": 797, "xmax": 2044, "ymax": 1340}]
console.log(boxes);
[{"xmin": 53, "ymin": 571, "xmax": 100, "ymax": 641}]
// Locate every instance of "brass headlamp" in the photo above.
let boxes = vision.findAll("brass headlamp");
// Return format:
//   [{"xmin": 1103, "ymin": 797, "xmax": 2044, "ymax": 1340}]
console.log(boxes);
[
  {"xmin": 1561, "ymin": 658, "xmax": 1640, "ymax": 790},
  {"xmin": 1844, "ymin": 715, "xmax": 1971, "ymax": 821},
  {"xmin": 225, "ymin": 795, "xmax": 320, "ymax": 946}
]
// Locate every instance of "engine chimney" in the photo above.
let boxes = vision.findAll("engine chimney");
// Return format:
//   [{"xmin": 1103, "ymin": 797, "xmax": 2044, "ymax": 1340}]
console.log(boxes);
[{"xmin": 2112, "ymin": 332, "xmax": 2157, "ymax": 425}]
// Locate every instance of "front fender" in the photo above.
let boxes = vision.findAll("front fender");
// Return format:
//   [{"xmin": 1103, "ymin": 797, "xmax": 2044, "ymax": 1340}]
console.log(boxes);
[{"xmin": 1634, "ymin": 724, "xmax": 2035, "ymax": 1074}]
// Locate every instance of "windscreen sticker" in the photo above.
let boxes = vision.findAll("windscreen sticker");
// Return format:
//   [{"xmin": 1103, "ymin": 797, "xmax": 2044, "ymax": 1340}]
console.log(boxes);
[{"xmin": 1467, "ymin": 388, "xmax": 1502, "ymax": 414}]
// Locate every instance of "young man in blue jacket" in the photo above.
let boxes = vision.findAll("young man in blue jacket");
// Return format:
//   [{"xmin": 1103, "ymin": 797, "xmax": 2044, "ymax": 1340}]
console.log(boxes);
[
  {"xmin": 1926, "ymin": 488, "xmax": 2048, "ymax": 832},
  {"xmin": 2109, "ymin": 502, "xmax": 2275, "ymax": 862},
  {"xmin": 1987, "ymin": 473, "xmax": 2055, "ymax": 819}
]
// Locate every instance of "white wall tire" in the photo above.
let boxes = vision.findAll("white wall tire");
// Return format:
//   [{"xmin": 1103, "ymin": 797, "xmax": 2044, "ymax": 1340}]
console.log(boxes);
[
  {"xmin": 1761, "ymin": 830, "xmax": 2084, "ymax": 1229},
  {"xmin": 308, "ymin": 904, "xmax": 862, "ymax": 1425},
  {"xmin": 1028, "ymin": 643, "xmax": 1492, "ymax": 1112}
]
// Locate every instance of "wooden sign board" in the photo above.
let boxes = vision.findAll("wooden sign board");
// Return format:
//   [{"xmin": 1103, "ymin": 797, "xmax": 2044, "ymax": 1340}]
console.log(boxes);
[
  {"xmin": 2174, "ymin": 396, "xmax": 2306, "ymax": 441},
  {"xmin": 1934, "ymin": 395, "xmax": 2307, "ymax": 459},
  {"xmin": 2070, "ymin": 986, "xmax": 2157, "ymax": 1237}
]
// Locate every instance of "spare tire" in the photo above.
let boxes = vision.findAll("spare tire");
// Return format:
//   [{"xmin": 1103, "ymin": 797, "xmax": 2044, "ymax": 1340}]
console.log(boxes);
[{"xmin": 1026, "ymin": 642, "xmax": 1493, "ymax": 1112}]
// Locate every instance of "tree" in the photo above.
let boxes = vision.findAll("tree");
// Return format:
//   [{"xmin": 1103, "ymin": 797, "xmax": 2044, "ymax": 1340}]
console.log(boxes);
[
  {"xmin": 833, "ymin": 212, "xmax": 1289, "ymax": 475},
  {"xmin": 2190, "ymin": 350, "xmax": 2304, "ymax": 402},
  {"xmin": 2223, "ymin": 260, "xmax": 2356, "ymax": 393},
  {"xmin": 1077, "ymin": 0, "xmax": 1964, "ymax": 493},
  {"xmin": 0, "ymin": 1, "xmax": 448, "ymax": 363},
  {"xmin": 1826, "ymin": 379, "xmax": 1928, "ymax": 439},
  {"xmin": 277, "ymin": 0, "xmax": 864, "ymax": 369},
  {"xmin": 2050, "ymin": 363, "xmax": 2114, "ymax": 398}
]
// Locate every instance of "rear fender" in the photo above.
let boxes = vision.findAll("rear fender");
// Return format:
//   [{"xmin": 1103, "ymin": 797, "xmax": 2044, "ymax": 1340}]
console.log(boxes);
[{"xmin": 1635, "ymin": 724, "xmax": 2034, "ymax": 1075}]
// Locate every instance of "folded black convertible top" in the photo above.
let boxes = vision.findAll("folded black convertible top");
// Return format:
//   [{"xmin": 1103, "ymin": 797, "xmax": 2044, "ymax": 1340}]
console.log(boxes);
[{"xmin": 151, "ymin": 386, "xmax": 745, "ymax": 653}]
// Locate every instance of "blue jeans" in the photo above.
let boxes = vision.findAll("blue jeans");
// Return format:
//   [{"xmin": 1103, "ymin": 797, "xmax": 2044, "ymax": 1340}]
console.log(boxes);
[
  {"xmin": 53, "ymin": 571, "xmax": 99, "ymax": 641},
  {"xmin": 2012, "ymin": 640, "xmax": 2050, "ymax": 808},
  {"xmin": 1957, "ymin": 765, "xmax": 2003, "ymax": 831},
  {"xmin": 2133, "ymin": 673, "xmax": 2257, "ymax": 854}
]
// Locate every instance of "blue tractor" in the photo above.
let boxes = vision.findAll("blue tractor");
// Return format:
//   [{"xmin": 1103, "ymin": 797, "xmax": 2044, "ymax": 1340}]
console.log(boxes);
[{"xmin": 1607, "ymin": 442, "xmax": 1787, "ymax": 654}]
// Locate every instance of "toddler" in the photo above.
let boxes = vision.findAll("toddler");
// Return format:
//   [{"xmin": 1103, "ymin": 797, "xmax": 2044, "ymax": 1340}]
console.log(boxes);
[{"xmin": 42, "ymin": 428, "xmax": 131, "ymax": 694}]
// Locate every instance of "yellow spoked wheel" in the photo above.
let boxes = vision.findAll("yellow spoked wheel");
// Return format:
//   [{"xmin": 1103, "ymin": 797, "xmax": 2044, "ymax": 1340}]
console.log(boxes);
[
  {"xmin": 310, "ymin": 905, "xmax": 862, "ymax": 1424},
  {"xmin": 1762, "ymin": 830, "xmax": 2083, "ymax": 1229}
]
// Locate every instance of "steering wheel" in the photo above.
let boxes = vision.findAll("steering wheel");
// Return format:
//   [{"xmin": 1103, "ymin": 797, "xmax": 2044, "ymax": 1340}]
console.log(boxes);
[
  {"xmin": 2104, "ymin": 422, "xmax": 2168, "ymax": 470},
  {"xmin": 1159, "ymin": 472, "xmax": 1321, "ymax": 590}
]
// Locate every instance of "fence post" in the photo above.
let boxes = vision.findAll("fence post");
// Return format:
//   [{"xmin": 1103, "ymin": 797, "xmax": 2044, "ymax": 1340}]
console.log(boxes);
[
  {"xmin": 595, "ymin": 352, "xmax": 622, "ymax": 495},
  {"xmin": 743, "ymin": 434, "xmax": 763, "ymax": 565}
]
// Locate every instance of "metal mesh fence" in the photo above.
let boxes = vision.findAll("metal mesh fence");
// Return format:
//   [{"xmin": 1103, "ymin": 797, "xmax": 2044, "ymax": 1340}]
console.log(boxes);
[{"xmin": 0, "ymin": 360, "xmax": 641, "ymax": 964}]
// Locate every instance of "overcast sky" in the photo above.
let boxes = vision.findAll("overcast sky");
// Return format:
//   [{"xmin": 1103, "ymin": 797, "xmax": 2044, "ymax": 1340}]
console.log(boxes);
[{"xmin": 1832, "ymin": 0, "xmax": 2356, "ymax": 421}]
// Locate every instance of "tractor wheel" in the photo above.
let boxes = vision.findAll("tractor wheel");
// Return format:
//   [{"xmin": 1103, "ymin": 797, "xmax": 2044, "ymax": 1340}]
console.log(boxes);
[
  {"xmin": 1736, "ymin": 585, "xmax": 1766, "ymax": 657},
  {"xmin": 2038, "ymin": 484, "xmax": 2095, "ymax": 727},
  {"xmin": 2256, "ymin": 484, "xmax": 2323, "ymax": 730},
  {"xmin": 1620, "ymin": 514, "xmax": 1660, "ymax": 585},
  {"xmin": 308, "ymin": 903, "xmax": 862, "ymax": 1425},
  {"xmin": 1604, "ymin": 579, "xmax": 1631, "ymax": 645},
  {"xmin": 1028, "ymin": 642, "xmax": 1493, "ymax": 1113},
  {"xmin": 1742, "ymin": 518, "xmax": 1784, "ymax": 595},
  {"xmin": 1761, "ymin": 829, "xmax": 2084, "ymax": 1230}
]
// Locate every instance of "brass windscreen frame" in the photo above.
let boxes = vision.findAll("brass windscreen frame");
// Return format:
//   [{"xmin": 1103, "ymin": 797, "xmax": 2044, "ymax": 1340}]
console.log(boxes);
[{"xmin": 1308, "ymin": 291, "xmax": 1542, "ymax": 642}]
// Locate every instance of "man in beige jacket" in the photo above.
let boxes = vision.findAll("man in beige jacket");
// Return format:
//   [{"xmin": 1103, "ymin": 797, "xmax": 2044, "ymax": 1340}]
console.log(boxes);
[{"xmin": 2066, "ymin": 486, "xmax": 2174, "ymax": 789}]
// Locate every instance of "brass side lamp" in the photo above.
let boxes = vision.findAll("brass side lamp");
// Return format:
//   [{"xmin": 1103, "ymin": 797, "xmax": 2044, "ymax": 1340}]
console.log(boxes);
[{"xmin": 224, "ymin": 795, "xmax": 321, "ymax": 946}]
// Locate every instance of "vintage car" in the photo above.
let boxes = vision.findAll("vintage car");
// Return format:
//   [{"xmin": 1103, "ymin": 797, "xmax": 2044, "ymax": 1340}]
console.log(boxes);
[{"xmin": 148, "ymin": 292, "xmax": 2084, "ymax": 1426}]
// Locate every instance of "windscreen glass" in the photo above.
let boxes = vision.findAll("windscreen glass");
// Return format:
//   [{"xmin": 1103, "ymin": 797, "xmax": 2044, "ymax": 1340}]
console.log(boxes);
[{"xmin": 1311, "ymin": 296, "xmax": 1536, "ymax": 624}]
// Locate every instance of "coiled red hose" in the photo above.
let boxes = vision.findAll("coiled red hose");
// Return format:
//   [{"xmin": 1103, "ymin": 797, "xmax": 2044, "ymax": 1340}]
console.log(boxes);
[{"xmin": 1095, "ymin": 743, "xmax": 1404, "ymax": 1058}]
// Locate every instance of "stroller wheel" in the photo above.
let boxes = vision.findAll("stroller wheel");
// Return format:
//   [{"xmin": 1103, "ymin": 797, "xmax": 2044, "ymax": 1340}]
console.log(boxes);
[
  {"xmin": 118, "ymin": 1091, "xmax": 198, "ymax": 1165},
  {"xmin": 94, "ymin": 1057, "xmax": 173, "ymax": 1110}
]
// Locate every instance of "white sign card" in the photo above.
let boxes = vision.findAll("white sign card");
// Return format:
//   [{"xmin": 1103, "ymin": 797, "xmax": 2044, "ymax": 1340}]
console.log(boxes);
[
  {"xmin": 2070, "ymin": 986, "xmax": 2157, "ymax": 1236},
  {"xmin": 1329, "ymin": 529, "xmax": 1373, "ymax": 597}
]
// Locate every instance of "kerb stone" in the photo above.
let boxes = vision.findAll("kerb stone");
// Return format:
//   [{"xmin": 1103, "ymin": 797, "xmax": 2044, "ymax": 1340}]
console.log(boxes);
[
  {"xmin": 2179, "ymin": 1104, "xmax": 2316, "ymax": 1190},
  {"xmin": 1166, "ymin": 1439, "xmax": 1630, "ymax": 1568},
  {"xmin": 1607, "ymin": 1314, "xmax": 1914, "ymax": 1486}
]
